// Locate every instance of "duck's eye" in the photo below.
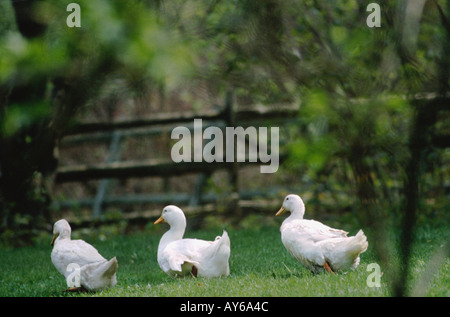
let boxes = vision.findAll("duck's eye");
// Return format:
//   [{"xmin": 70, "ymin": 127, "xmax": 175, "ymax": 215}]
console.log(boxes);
[{"xmin": 286, "ymin": 197, "xmax": 289, "ymax": 201}]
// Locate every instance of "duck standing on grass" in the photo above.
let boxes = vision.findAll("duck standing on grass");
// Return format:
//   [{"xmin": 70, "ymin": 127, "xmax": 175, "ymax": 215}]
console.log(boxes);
[
  {"xmin": 154, "ymin": 205, "xmax": 230, "ymax": 278},
  {"xmin": 276, "ymin": 194, "xmax": 368, "ymax": 274},
  {"xmin": 51, "ymin": 219, "xmax": 118, "ymax": 292}
]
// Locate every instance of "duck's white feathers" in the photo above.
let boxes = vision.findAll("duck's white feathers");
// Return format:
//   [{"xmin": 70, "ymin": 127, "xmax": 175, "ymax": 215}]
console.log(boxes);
[
  {"xmin": 51, "ymin": 219, "xmax": 118, "ymax": 291},
  {"xmin": 155, "ymin": 205, "xmax": 230, "ymax": 278},
  {"xmin": 159, "ymin": 231, "xmax": 230, "ymax": 278},
  {"xmin": 277, "ymin": 194, "xmax": 368, "ymax": 273},
  {"xmin": 159, "ymin": 238, "xmax": 208, "ymax": 276},
  {"xmin": 79, "ymin": 257, "xmax": 118, "ymax": 291},
  {"xmin": 317, "ymin": 229, "xmax": 368, "ymax": 271},
  {"xmin": 281, "ymin": 218, "xmax": 368, "ymax": 273},
  {"xmin": 198, "ymin": 230, "xmax": 231, "ymax": 277},
  {"xmin": 282, "ymin": 219, "xmax": 349, "ymax": 242},
  {"xmin": 51, "ymin": 239, "xmax": 106, "ymax": 276}
]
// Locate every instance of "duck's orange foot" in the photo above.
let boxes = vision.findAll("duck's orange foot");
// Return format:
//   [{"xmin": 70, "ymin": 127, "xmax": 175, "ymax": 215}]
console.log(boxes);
[
  {"xmin": 192, "ymin": 266, "xmax": 198, "ymax": 278},
  {"xmin": 63, "ymin": 286, "xmax": 88, "ymax": 293},
  {"xmin": 324, "ymin": 261, "xmax": 335, "ymax": 274}
]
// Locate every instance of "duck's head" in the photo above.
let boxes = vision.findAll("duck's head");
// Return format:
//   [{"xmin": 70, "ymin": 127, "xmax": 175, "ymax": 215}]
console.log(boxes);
[
  {"xmin": 51, "ymin": 219, "xmax": 71, "ymax": 246},
  {"xmin": 154, "ymin": 205, "xmax": 186, "ymax": 228},
  {"xmin": 275, "ymin": 194, "xmax": 305, "ymax": 218}
]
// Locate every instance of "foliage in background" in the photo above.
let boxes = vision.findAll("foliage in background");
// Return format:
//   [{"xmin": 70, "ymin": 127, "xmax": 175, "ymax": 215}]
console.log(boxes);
[
  {"xmin": 0, "ymin": 0, "xmax": 196, "ymax": 246},
  {"xmin": 0, "ymin": 0, "xmax": 448, "ymax": 296}
]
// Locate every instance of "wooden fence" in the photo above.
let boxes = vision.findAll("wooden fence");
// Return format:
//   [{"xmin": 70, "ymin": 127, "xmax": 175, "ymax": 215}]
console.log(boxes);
[
  {"xmin": 53, "ymin": 92, "xmax": 449, "ymax": 227},
  {"xmin": 53, "ymin": 93, "xmax": 298, "ymax": 225}
]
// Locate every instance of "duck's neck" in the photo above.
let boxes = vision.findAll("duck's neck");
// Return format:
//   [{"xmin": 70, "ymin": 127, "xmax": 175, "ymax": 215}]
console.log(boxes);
[
  {"xmin": 55, "ymin": 229, "xmax": 71, "ymax": 245},
  {"xmin": 158, "ymin": 220, "xmax": 186, "ymax": 254},
  {"xmin": 287, "ymin": 201, "xmax": 305, "ymax": 221}
]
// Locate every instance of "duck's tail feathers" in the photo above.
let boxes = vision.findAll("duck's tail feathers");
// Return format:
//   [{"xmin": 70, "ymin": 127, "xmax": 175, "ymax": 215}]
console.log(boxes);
[
  {"xmin": 201, "ymin": 230, "xmax": 230, "ymax": 277},
  {"xmin": 343, "ymin": 229, "xmax": 368, "ymax": 254},
  {"xmin": 354, "ymin": 230, "xmax": 369, "ymax": 253},
  {"xmin": 323, "ymin": 229, "xmax": 368, "ymax": 271},
  {"xmin": 104, "ymin": 257, "xmax": 118, "ymax": 277},
  {"xmin": 79, "ymin": 257, "xmax": 118, "ymax": 291},
  {"xmin": 210, "ymin": 230, "xmax": 230, "ymax": 255},
  {"xmin": 345, "ymin": 230, "xmax": 368, "ymax": 269}
]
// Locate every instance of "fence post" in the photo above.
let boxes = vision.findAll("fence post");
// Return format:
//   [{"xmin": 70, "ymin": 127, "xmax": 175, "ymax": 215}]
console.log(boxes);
[
  {"xmin": 224, "ymin": 90, "xmax": 241, "ymax": 217},
  {"xmin": 92, "ymin": 130, "xmax": 122, "ymax": 219},
  {"xmin": 189, "ymin": 172, "xmax": 210, "ymax": 207}
]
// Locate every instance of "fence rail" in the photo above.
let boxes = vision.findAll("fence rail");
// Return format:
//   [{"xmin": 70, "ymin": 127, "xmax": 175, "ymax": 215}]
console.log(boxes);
[
  {"xmin": 56, "ymin": 159, "xmax": 244, "ymax": 182},
  {"xmin": 64, "ymin": 198, "xmax": 283, "ymax": 230},
  {"xmin": 64, "ymin": 103, "xmax": 298, "ymax": 135}
]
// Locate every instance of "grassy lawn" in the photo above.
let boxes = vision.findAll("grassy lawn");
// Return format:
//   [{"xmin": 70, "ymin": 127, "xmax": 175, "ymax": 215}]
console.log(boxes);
[{"xmin": 0, "ymin": 221, "xmax": 448, "ymax": 297}]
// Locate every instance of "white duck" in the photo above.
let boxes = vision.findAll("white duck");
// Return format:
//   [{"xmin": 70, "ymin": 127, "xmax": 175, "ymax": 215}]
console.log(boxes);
[
  {"xmin": 154, "ymin": 205, "xmax": 231, "ymax": 278},
  {"xmin": 51, "ymin": 219, "xmax": 118, "ymax": 291},
  {"xmin": 276, "ymin": 194, "xmax": 368, "ymax": 273}
]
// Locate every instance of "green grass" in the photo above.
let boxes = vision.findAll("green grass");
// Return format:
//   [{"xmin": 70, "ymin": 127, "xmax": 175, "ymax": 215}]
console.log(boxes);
[{"xmin": 0, "ymin": 223, "xmax": 448, "ymax": 297}]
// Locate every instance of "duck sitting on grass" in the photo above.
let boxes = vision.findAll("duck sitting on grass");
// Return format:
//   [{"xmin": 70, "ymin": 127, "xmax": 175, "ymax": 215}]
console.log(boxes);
[
  {"xmin": 51, "ymin": 219, "xmax": 118, "ymax": 292},
  {"xmin": 154, "ymin": 205, "xmax": 230, "ymax": 278}
]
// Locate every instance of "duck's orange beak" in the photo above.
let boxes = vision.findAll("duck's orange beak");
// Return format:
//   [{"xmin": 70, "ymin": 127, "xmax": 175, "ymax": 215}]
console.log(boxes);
[
  {"xmin": 275, "ymin": 206, "xmax": 286, "ymax": 216},
  {"xmin": 154, "ymin": 216, "xmax": 165, "ymax": 224},
  {"xmin": 51, "ymin": 235, "xmax": 57, "ymax": 246}
]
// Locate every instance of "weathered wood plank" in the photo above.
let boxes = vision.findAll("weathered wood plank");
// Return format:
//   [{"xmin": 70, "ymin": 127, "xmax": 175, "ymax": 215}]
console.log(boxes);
[
  {"xmin": 55, "ymin": 159, "xmax": 243, "ymax": 182},
  {"xmin": 56, "ymin": 151, "xmax": 287, "ymax": 183},
  {"xmin": 64, "ymin": 104, "xmax": 299, "ymax": 135},
  {"xmin": 65, "ymin": 108, "xmax": 226, "ymax": 135},
  {"xmin": 62, "ymin": 199, "xmax": 281, "ymax": 229},
  {"xmin": 52, "ymin": 187, "xmax": 290, "ymax": 209}
]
